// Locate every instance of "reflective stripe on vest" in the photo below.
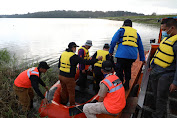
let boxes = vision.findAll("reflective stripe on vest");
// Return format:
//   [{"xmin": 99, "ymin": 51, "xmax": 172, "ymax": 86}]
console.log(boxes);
[
  {"xmin": 94, "ymin": 50, "xmax": 109, "ymax": 67},
  {"xmin": 120, "ymin": 26, "xmax": 138, "ymax": 47},
  {"xmin": 102, "ymin": 78, "xmax": 123, "ymax": 92},
  {"xmin": 109, "ymin": 84, "xmax": 123, "ymax": 93},
  {"xmin": 101, "ymin": 74, "xmax": 126, "ymax": 114},
  {"xmin": 150, "ymin": 35, "xmax": 177, "ymax": 68},
  {"xmin": 104, "ymin": 79, "xmax": 112, "ymax": 87},
  {"xmin": 14, "ymin": 67, "xmax": 39, "ymax": 88},
  {"xmin": 60, "ymin": 51, "xmax": 75, "ymax": 73},
  {"xmin": 27, "ymin": 67, "xmax": 39, "ymax": 78}
]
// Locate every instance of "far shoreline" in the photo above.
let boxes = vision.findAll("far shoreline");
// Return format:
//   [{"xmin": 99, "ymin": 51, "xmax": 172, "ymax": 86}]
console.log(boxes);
[{"xmin": 101, "ymin": 14, "xmax": 177, "ymax": 26}]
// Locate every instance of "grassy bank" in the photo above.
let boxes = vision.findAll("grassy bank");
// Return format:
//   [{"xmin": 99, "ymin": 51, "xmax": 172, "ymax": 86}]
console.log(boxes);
[
  {"xmin": 103, "ymin": 15, "xmax": 177, "ymax": 25},
  {"xmin": 0, "ymin": 49, "xmax": 59, "ymax": 118}
]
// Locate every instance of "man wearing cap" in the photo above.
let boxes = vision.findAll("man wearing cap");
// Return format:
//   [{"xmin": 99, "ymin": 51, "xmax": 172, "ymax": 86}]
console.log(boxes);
[
  {"xmin": 83, "ymin": 60, "xmax": 126, "ymax": 118},
  {"xmin": 77, "ymin": 40, "xmax": 93, "ymax": 90},
  {"xmin": 13, "ymin": 61, "xmax": 50, "ymax": 111},
  {"xmin": 109, "ymin": 19, "xmax": 145, "ymax": 90},
  {"xmin": 58, "ymin": 42, "xmax": 102, "ymax": 106},
  {"xmin": 91, "ymin": 43, "xmax": 111, "ymax": 93}
]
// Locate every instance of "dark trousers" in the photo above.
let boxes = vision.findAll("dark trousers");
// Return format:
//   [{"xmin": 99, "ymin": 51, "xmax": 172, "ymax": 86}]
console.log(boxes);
[
  {"xmin": 93, "ymin": 66, "xmax": 104, "ymax": 93},
  {"xmin": 150, "ymin": 72, "xmax": 174, "ymax": 118},
  {"xmin": 116, "ymin": 58, "xmax": 135, "ymax": 83},
  {"xmin": 77, "ymin": 70, "xmax": 88, "ymax": 89}
]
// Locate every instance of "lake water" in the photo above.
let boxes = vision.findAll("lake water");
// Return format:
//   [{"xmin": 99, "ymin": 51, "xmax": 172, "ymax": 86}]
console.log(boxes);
[{"xmin": 0, "ymin": 18, "xmax": 159, "ymax": 66}]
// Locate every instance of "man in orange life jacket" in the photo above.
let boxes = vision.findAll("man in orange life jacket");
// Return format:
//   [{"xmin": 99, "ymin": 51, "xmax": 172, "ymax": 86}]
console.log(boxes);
[
  {"xmin": 13, "ymin": 61, "xmax": 50, "ymax": 111},
  {"xmin": 77, "ymin": 40, "xmax": 92, "ymax": 90},
  {"xmin": 83, "ymin": 60, "xmax": 126, "ymax": 118},
  {"xmin": 58, "ymin": 42, "xmax": 102, "ymax": 106}
]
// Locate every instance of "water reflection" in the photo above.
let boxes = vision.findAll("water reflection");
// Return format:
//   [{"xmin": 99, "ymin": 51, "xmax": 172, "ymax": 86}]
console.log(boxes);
[{"xmin": 0, "ymin": 18, "xmax": 160, "ymax": 66}]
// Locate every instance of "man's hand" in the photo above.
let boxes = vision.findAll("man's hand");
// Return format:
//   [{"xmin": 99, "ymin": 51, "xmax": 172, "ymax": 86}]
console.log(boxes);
[
  {"xmin": 148, "ymin": 67, "xmax": 152, "ymax": 72},
  {"xmin": 142, "ymin": 61, "xmax": 146, "ymax": 65},
  {"xmin": 98, "ymin": 96, "xmax": 104, "ymax": 102},
  {"xmin": 169, "ymin": 83, "xmax": 177, "ymax": 92},
  {"xmin": 45, "ymin": 86, "xmax": 49, "ymax": 91},
  {"xmin": 97, "ymin": 56, "xmax": 103, "ymax": 61},
  {"xmin": 42, "ymin": 98, "xmax": 49, "ymax": 106},
  {"xmin": 109, "ymin": 53, "xmax": 113, "ymax": 56},
  {"xmin": 82, "ymin": 70, "xmax": 86, "ymax": 73}
]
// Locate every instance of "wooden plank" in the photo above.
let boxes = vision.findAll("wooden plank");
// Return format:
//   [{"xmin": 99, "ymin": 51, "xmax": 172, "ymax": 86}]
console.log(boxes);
[{"xmin": 121, "ymin": 97, "xmax": 138, "ymax": 118}]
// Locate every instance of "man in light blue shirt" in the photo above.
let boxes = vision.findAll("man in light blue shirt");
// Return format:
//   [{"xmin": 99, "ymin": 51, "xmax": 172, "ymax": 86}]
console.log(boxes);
[{"xmin": 109, "ymin": 19, "xmax": 145, "ymax": 90}]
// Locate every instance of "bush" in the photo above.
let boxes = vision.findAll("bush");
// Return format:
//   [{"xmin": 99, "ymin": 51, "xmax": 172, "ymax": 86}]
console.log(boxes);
[{"xmin": 0, "ymin": 49, "xmax": 59, "ymax": 118}]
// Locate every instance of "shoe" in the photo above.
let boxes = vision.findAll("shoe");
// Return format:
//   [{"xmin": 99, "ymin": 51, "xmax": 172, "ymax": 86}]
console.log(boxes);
[{"xmin": 79, "ymin": 87, "xmax": 88, "ymax": 93}]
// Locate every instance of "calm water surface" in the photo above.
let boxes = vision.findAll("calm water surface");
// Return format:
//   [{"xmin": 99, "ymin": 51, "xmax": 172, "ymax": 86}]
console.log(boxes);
[{"xmin": 0, "ymin": 18, "xmax": 159, "ymax": 66}]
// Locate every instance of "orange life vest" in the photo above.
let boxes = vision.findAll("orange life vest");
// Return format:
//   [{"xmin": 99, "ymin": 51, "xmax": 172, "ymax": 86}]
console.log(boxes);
[
  {"xmin": 101, "ymin": 74, "xmax": 126, "ymax": 114},
  {"xmin": 14, "ymin": 67, "xmax": 39, "ymax": 88}
]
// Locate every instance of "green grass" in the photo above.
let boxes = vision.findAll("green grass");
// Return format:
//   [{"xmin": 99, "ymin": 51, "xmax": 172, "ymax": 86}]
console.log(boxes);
[
  {"xmin": 103, "ymin": 15, "xmax": 177, "ymax": 25},
  {"xmin": 0, "ymin": 49, "xmax": 59, "ymax": 118},
  {"xmin": 0, "ymin": 49, "xmax": 11, "ymax": 65}
]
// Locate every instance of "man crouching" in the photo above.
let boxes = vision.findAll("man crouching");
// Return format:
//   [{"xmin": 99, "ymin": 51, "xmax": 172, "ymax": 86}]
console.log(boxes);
[{"xmin": 13, "ymin": 61, "xmax": 50, "ymax": 111}]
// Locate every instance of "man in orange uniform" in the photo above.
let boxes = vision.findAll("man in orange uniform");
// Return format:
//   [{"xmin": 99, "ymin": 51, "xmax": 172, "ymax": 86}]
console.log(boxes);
[
  {"xmin": 13, "ymin": 61, "xmax": 50, "ymax": 111},
  {"xmin": 83, "ymin": 60, "xmax": 126, "ymax": 118}
]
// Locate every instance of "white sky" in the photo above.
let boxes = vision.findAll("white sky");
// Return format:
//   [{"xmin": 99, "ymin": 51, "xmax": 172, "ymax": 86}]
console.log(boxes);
[{"xmin": 0, "ymin": 0, "xmax": 177, "ymax": 15}]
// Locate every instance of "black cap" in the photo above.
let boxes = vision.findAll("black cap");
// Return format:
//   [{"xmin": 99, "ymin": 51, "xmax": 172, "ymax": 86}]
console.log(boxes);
[
  {"xmin": 103, "ymin": 43, "xmax": 110, "ymax": 49},
  {"xmin": 68, "ymin": 42, "xmax": 79, "ymax": 49},
  {"xmin": 123, "ymin": 19, "xmax": 132, "ymax": 27},
  {"xmin": 102, "ymin": 60, "xmax": 113, "ymax": 72},
  {"xmin": 38, "ymin": 61, "xmax": 50, "ymax": 69}
]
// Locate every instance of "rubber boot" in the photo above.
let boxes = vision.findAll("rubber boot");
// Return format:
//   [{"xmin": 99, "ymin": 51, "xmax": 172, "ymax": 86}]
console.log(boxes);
[
  {"xmin": 123, "ymin": 81, "xmax": 129, "ymax": 91},
  {"xmin": 30, "ymin": 100, "xmax": 33, "ymax": 109}
]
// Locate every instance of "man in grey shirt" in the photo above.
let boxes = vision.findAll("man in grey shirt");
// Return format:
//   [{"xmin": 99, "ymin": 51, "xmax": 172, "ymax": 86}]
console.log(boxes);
[{"xmin": 149, "ymin": 18, "xmax": 177, "ymax": 118}]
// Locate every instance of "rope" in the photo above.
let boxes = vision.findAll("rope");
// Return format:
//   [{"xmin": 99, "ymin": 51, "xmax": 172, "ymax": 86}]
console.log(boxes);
[{"xmin": 75, "ymin": 105, "xmax": 83, "ymax": 113}]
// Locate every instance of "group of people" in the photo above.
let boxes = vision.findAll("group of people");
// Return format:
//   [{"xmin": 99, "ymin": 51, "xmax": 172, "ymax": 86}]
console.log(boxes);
[{"xmin": 13, "ymin": 18, "xmax": 177, "ymax": 118}]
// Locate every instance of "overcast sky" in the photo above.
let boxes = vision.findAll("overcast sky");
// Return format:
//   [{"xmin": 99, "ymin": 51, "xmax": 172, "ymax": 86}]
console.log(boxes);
[{"xmin": 1, "ymin": 0, "xmax": 177, "ymax": 15}]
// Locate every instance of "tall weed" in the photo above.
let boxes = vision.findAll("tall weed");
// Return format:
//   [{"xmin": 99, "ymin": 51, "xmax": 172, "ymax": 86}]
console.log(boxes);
[{"xmin": 0, "ymin": 49, "xmax": 59, "ymax": 118}]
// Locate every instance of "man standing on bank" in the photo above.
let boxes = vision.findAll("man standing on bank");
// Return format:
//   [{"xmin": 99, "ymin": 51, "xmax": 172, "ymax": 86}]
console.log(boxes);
[
  {"xmin": 58, "ymin": 42, "xmax": 102, "ymax": 106},
  {"xmin": 83, "ymin": 60, "xmax": 126, "ymax": 118},
  {"xmin": 109, "ymin": 19, "xmax": 145, "ymax": 90},
  {"xmin": 13, "ymin": 61, "xmax": 50, "ymax": 111},
  {"xmin": 150, "ymin": 18, "xmax": 177, "ymax": 118}
]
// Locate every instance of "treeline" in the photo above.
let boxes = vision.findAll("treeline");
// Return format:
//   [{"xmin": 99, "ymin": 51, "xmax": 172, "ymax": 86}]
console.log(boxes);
[{"xmin": 0, "ymin": 10, "xmax": 144, "ymax": 18}]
